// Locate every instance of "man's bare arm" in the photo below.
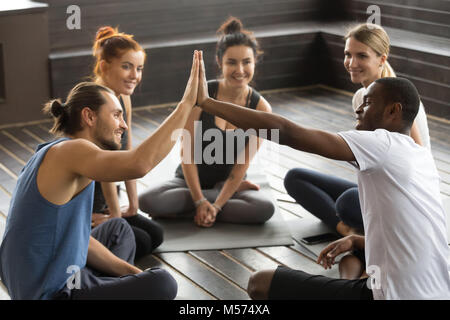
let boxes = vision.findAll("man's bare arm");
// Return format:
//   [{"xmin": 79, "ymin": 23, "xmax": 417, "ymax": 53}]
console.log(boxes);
[
  {"xmin": 59, "ymin": 51, "xmax": 200, "ymax": 182},
  {"xmin": 200, "ymin": 98, "xmax": 355, "ymax": 162},
  {"xmin": 196, "ymin": 50, "xmax": 354, "ymax": 162},
  {"xmin": 87, "ymin": 236, "xmax": 141, "ymax": 276}
]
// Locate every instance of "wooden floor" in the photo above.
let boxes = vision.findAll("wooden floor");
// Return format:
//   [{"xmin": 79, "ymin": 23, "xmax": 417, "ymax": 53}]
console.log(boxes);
[{"xmin": 0, "ymin": 85, "xmax": 449, "ymax": 300}]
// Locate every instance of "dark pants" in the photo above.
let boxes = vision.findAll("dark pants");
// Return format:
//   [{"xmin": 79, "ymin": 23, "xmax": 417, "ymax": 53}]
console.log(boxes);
[
  {"xmin": 124, "ymin": 214, "xmax": 164, "ymax": 261},
  {"xmin": 93, "ymin": 181, "xmax": 164, "ymax": 260},
  {"xmin": 269, "ymin": 266, "xmax": 373, "ymax": 300},
  {"xmin": 55, "ymin": 218, "xmax": 177, "ymax": 300},
  {"xmin": 284, "ymin": 168, "xmax": 364, "ymax": 232}
]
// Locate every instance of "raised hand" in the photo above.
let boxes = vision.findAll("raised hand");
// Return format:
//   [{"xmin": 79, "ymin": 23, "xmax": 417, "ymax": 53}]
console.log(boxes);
[
  {"xmin": 197, "ymin": 50, "xmax": 209, "ymax": 106},
  {"xmin": 180, "ymin": 50, "xmax": 200, "ymax": 107}
]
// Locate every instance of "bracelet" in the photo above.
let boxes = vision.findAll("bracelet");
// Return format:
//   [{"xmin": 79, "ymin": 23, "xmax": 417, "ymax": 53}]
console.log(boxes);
[
  {"xmin": 212, "ymin": 204, "xmax": 222, "ymax": 212},
  {"xmin": 194, "ymin": 197, "xmax": 207, "ymax": 208}
]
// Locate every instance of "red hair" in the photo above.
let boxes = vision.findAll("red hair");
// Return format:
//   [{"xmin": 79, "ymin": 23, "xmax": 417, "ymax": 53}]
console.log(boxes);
[{"xmin": 92, "ymin": 26, "xmax": 146, "ymax": 80}]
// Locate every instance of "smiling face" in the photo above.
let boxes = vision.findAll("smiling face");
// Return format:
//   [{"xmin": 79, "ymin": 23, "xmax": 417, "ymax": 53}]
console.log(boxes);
[
  {"xmin": 101, "ymin": 49, "xmax": 145, "ymax": 96},
  {"xmin": 219, "ymin": 45, "xmax": 255, "ymax": 89},
  {"xmin": 344, "ymin": 37, "xmax": 386, "ymax": 88},
  {"xmin": 93, "ymin": 91, "xmax": 128, "ymax": 150},
  {"xmin": 355, "ymin": 82, "xmax": 387, "ymax": 131}
]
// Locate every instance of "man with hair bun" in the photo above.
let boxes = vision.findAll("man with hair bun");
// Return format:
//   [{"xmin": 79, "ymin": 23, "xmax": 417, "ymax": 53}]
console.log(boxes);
[{"xmin": 0, "ymin": 51, "xmax": 201, "ymax": 300}]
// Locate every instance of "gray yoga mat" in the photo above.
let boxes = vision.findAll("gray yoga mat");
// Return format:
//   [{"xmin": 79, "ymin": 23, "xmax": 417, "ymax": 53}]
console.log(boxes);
[{"xmin": 152, "ymin": 170, "xmax": 293, "ymax": 253}]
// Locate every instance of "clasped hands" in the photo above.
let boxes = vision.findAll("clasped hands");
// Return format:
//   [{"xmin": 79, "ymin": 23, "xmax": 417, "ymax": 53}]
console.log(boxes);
[{"xmin": 194, "ymin": 199, "xmax": 218, "ymax": 228}]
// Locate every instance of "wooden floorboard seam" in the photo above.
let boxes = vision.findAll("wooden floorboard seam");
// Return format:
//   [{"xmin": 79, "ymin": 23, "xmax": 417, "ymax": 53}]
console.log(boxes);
[
  {"xmin": 21, "ymin": 128, "xmax": 45, "ymax": 144},
  {"xmin": 150, "ymin": 254, "xmax": 217, "ymax": 300},
  {"xmin": 185, "ymin": 251, "xmax": 250, "ymax": 294}
]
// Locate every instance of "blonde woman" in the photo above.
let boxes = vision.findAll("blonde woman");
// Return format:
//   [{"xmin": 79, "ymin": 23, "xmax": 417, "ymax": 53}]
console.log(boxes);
[{"xmin": 283, "ymin": 23, "xmax": 431, "ymax": 279}]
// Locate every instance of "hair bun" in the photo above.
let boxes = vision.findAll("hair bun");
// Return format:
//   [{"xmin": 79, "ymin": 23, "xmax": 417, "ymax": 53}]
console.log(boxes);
[
  {"xmin": 95, "ymin": 26, "xmax": 117, "ymax": 42},
  {"xmin": 50, "ymin": 100, "xmax": 65, "ymax": 117},
  {"xmin": 217, "ymin": 17, "xmax": 243, "ymax": 35}
]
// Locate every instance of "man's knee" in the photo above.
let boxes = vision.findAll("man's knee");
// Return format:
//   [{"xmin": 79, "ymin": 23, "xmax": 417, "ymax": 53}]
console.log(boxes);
[
  {"xmin": 92, "ymin": 217, "xmax": 134, "ymax": 242},
  {"xmin": 108, "ymin": 217, "xmax": 133, "ymax": 236},
  {"xmin": 247, "ymin": 269, "xmax": 276, "ymax": 300}
]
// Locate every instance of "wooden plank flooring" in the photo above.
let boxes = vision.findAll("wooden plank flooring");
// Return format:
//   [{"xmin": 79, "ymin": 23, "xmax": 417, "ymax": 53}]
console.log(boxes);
[{"xmin": 0, "ymin": 85, "xmax": 448, "ymax": 300}]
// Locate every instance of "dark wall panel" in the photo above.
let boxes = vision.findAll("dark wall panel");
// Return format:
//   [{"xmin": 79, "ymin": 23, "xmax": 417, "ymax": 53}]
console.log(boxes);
[
  {"xmin": 41, "ymin": 0, "xmax": 318, "ymax": 52},
  {"xmin": 351, "ymin": 0, "xmax": 450, "ymax": 38}
]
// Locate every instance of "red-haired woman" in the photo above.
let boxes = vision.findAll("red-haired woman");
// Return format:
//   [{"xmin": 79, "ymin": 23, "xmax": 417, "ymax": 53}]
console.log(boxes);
[{"xmin": 90, "ymin": 26, "xmax": 163, "ymax": 260}]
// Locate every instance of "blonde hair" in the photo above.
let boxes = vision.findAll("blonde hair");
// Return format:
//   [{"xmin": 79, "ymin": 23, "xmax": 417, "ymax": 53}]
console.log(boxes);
[{"xmin": 345, "ymin": 23, "xmax": 396, "ymax": 78}]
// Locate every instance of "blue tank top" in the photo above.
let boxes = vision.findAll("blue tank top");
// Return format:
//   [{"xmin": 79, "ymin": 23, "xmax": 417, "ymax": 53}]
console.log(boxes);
[{"xmin": 0, "ymin": 138, "xmax": 94, "ymax": 299}]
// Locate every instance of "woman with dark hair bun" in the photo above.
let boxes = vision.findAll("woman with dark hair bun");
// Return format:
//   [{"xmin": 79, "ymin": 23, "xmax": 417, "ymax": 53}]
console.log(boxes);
[
  {"xmin": 139, "ymin": 17, "xmax": 275, "ymax": 227},
  {"xmin": 90, "ymin": 26, "xmax": 164, "ymax": 260}
]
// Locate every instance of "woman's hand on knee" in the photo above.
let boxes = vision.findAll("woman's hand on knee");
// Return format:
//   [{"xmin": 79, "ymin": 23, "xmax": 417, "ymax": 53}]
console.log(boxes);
[{"xmin": 91, "ymin": 213, "xmax": 111, "ymax": 228}]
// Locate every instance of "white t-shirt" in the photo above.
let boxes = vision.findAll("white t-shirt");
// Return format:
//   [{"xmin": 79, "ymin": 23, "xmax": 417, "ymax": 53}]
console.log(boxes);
[
  {"xmin": 352, "ymin": 87, "xmax": 431, "ymax": 150},
  {"xmin": 338, "ymin": 129, "xmax": 450, "ymax": 300}
]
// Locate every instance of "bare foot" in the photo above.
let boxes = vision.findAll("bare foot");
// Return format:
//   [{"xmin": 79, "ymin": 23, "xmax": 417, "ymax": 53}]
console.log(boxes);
[
  {"xmin": 236, "ymin": 180, "xmax": 260, "ymax": 192},
  {"xmin": 336, "ymin": 221, "xmax": 360, "ymax": 237}
]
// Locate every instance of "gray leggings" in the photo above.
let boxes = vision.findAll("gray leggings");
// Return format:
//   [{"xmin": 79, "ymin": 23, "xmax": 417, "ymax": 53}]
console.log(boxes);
[{"xmin": 138, "ymin": 178, "xmax": 275, "ymax": 224}]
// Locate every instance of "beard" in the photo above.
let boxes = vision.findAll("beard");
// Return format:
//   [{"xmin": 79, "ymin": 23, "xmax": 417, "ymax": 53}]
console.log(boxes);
[
  {"xmin": 94, "ymin": 130, "xmax": 122, "ymax": 151},
  {"xmin": 99, "ymin": 138, "xmax": 121, "ymax": 151}
]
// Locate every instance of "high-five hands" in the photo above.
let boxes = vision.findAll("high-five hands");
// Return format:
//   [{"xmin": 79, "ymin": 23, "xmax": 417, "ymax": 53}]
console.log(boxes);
[
  {"xmin": 196, "ymin": 50, "xmax": 209, "ymax": 106},
  {"xmin": 180, "ymin": 50, "xmax": 200, "ymax": 108},
  {"xmin": 180, "ymin": 50, "xmax": 209, "ymax": 108}
]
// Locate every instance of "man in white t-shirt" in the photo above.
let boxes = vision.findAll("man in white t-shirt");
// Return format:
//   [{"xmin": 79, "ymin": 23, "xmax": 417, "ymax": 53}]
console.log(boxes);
[{"xmin": 197, "ymin": 62, "xmax": 450, "ymax": 299}]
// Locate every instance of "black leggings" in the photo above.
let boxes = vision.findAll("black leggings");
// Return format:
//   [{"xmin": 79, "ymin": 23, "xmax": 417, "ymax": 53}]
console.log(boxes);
[
  {"xmin": 284, "ymin": 168, "xmax": 364, "ymax": 232},
  {"xmin": 124, "ymin": 214, "xmax": 163, "ymax": 261},
  {"xmin": 93, "ymin": 181, "xmax": 164, "ymax": 260}
]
